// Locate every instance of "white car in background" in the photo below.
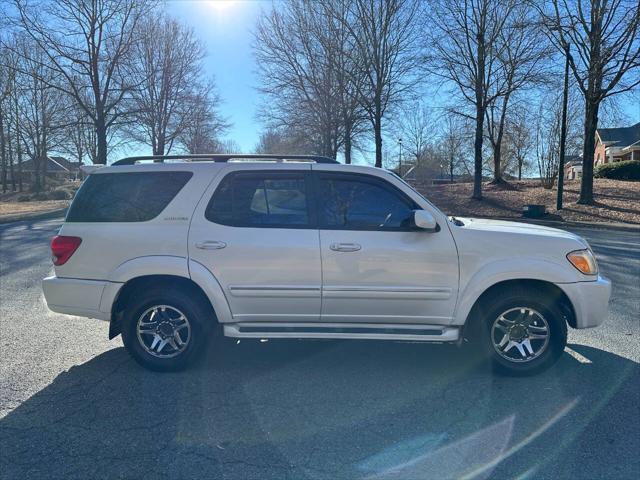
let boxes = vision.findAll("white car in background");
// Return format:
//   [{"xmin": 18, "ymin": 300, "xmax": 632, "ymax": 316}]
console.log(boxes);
[{"xmin": 42, "ymin": 154, "xmax": 611, "ymax": 374}]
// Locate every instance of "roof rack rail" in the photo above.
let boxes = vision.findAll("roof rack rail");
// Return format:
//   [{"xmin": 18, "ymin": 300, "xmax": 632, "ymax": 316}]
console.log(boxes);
[{"xmin": 111, "ymin": 154, "xmax": 339, "ymax": 166}]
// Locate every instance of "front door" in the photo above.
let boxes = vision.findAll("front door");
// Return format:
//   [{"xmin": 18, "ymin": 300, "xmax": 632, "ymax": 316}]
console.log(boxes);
[
  {"xmin": 315, "ymin": 171, "xmax": 459, "ymax": 325},
  {"xmin": 189, "ymin": 166, "xmax": 321, "ymax": 322}
]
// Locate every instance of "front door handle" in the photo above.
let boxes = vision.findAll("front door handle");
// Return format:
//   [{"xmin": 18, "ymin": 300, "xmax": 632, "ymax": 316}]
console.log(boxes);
[
  {"xmin": 330, "ymin": 242, "xmax": 361, "ymax": 252},
  {"xmin": 195, "ymin": 240, "xmax": 227, "ymax": 250}
]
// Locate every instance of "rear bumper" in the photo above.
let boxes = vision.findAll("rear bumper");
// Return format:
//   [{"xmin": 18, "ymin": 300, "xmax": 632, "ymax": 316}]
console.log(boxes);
[
  {"xmin": 559, "ymin": 275, "xmax": 612, "ymax": 329},
  {"xmin": 42, "ymin": 276, "xmax": 122, "ymax": 321}
]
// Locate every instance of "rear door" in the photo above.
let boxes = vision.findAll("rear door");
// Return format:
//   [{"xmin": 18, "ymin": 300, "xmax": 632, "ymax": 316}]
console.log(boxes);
[
  {"xmin": 314, "ymin": 169, "xmax": 459, "ymax": 325},
  {"xmin": 189, "ymin": 165, "xmax": 321, "ymax": 322}
]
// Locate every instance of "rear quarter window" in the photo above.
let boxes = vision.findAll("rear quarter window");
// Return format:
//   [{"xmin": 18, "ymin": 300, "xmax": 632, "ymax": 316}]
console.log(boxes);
[{"xmin": 66, "ymin": 171, "xmax": 192, "ymax": 222}]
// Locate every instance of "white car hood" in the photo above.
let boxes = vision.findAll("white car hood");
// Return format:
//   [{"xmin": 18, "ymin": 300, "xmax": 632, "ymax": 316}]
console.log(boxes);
[{"xmin": 456, "ymin": 217, "xmax": 588, "ymax": 247}]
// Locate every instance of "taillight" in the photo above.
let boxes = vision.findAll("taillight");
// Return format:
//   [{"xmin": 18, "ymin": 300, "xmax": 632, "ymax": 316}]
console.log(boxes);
[{"xmin": 50, "ymin": 235, "xmax": 82, "ymax": 266}]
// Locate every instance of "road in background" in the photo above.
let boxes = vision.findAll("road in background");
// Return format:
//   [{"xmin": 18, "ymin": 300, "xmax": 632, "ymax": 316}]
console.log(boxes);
[{"xmin": 1, "ymin": 218, "xmax": 638, "ymax": 479}]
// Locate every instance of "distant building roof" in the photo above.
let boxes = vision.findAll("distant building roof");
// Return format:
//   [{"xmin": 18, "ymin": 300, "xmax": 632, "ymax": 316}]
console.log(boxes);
[
  {"xmin": 20, "ymin": 156, "xmax": 77, "ymax": 173},
  {"xmin": 597, "ymin": 122, "xmax": 640, "ymax": 147},
  {"xmin": 50, "ymin": 156, "xmax": 83, "ymax": 170}
]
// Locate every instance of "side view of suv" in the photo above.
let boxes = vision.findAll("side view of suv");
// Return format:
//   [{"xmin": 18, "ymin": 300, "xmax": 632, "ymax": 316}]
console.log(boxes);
[{"xmin": 43, "ymin": 154, "xmax": 611, "ymax": 375}]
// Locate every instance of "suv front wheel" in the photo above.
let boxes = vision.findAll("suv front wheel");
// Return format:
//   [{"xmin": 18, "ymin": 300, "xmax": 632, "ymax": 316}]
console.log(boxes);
[
  {"xmin": 121, "ymin": 287, "xmax": 211, "ymax": 371},
  {"xmin": 479, "ymin": 288, "xmax": 568, "ymax": 375}
]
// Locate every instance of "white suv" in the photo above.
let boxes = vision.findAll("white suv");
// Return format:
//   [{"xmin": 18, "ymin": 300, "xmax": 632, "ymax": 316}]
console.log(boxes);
[{"xmin": 42, "ymin": 154, "xmax": 611, "ymax": 374}]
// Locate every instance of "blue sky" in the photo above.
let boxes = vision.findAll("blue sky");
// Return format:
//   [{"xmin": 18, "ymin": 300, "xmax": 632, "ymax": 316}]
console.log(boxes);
[
  {"xmin": 164, "ymin": 0, "xmax": 639, "ymax": 160},
  {"xmin": 165, "ymin": 0, "xmax": 266, "ymax": 152}
]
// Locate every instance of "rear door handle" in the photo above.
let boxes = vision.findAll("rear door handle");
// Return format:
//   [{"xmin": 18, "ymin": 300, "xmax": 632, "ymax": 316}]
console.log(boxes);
[
  {"xmin": 330, "ymin": 242, "xmax": 361, "ymax": 252},
  {"xmin": 195, "ymin": 241, "xmax": 227, "ymax": 250}
]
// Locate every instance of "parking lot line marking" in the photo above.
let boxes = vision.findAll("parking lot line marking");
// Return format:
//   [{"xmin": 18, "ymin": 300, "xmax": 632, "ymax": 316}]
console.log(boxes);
[{"xmin": 565, "ymin": 347, "xmax": 592, "ymax": 364}]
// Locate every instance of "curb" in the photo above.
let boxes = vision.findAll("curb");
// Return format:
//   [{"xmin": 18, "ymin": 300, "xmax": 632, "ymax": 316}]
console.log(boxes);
[{"xmin": 0, "ymin": 207, "xmax": 68, "ymax": 225}]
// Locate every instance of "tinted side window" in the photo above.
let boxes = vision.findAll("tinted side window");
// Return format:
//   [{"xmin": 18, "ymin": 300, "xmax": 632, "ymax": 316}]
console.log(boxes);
[
  {"xmin": 206, "ymin": 173, "xmax": 310, "ymax": 227},
  {"xmin": 66, "ymin": 171, "xmax": 192, "ymax": 222},
  {"xmin": 318, "ymin": 175, "xmax": 416, "ymax": 230}
]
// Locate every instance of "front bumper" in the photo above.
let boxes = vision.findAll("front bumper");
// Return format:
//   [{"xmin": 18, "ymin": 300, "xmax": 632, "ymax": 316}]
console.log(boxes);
[
  {"xmin": 42, "ymin": 276, "xmax": 122, "ymax": 321},
  {"xmin": 559, "ymin": 275, "xmax": 612, "ymax": 328}
]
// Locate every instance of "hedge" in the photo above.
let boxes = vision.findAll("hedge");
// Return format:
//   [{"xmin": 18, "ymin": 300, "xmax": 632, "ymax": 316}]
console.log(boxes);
[{"xmin": 594, "ymin": 160, "xmax": 640, "ymax": 181}]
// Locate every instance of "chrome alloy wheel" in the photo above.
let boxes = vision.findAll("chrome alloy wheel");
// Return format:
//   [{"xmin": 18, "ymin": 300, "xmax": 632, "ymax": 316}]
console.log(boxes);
[
  {"xmin": 491, "ymin": 307, "xmax": 550, "ymax": 363},
  {"xmin": 136, "ymin": 305, "xmax": 191, "ymax": 358}
]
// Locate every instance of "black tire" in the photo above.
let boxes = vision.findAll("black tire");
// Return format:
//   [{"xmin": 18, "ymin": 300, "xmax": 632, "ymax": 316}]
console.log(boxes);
[
  {"xmin": 121, "ymin": 286, "xmax": 214, "ymax": 372},
  {"xmin": 477, "ymin": 287, "xmax": 568, "ymax": 376}
]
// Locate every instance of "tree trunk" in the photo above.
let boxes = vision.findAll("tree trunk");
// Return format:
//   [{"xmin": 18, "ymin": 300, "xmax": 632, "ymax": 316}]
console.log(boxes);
[
  {"xmin": 518, "ymin": 160, "xmax": 522, "ymax": 181},
  {"xmin": 374, "ymin": 115, "xmax": 382, "ymax": 168},
  {"xmin": 154, "ymin": 136, "xmax": 165, "ymax": 157},
  {"xmin": 473, "ymin": 103, "xmax": 484, "ymax": 199},
  {"xmin": 8, "ymin": 124, "xmax": 15, "ymax": 191},
  {"xmin": 33, "ymin": 155, "xmax": 41, "ymax": 191},
  {"xmin": 0, "ymin": 111, "xmax": 6, "ymax": 193},
  {"xmin": 492, "ymin": 93, "xmax": 510, "ymax": 184},
  {"xmin": 344, "ymin": 128, "xmax": 352, "ymax": 164},
  {"xmin": 41, "ymin": 153, "xmax": 47, "ymax": 191},
  {"xmin": 449, "ymin": 154, "xmax": 454, "ymax": 182},
  {"xmin": 493, "ymin": 141, "xmax": 502, "ymax": 182},
  {"xmin": 578, "ymin": 100, "xmax": 600, "ymax": 205},
  {"xmin": 14, "ymin": 85, "xmax": 23, "ymax": 192},
  {"xmin": 17, "ymin": 131, "xmax": 23, "ymax": 193},
  {"xmin": 96, "ymin": 117, "xmax": 108, "ymax": 165},
  {"xmin": 42, "ymin": 125, "xmax": 48, "ymax": 190},
  {"xmin": 473, "ymin": 30, "xmax": 485, "ymax": 200}
]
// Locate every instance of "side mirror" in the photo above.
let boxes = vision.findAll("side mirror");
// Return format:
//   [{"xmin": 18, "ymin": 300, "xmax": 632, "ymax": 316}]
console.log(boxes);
[{"xmin": 412, "ymin": 210, "xmax": 438, "ymax": 232}]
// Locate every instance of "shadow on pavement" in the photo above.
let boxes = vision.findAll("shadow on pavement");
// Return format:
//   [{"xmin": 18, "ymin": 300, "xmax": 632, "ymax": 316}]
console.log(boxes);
[{"xmin": 1, "ymin": 340, "xmax": 638, "ymax": 479}]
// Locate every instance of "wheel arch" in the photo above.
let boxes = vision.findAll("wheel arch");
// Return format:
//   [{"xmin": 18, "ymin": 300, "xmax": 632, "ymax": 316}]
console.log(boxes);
[
  {"xmin": 109, "ymin": 274, "xmax": 222, "ymax": 339},
  {"xmin": 461, "ymin": 279, "xmax": 577, "ymax": 340}
]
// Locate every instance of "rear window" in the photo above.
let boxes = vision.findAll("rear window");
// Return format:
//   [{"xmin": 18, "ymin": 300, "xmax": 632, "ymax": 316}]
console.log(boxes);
[{"xmin": 66, "ymin": 171, "xmax": 192, "ymax": 222}]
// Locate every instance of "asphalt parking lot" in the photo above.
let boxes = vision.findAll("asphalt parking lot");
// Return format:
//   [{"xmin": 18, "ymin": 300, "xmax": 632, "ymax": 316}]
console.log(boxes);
[{"xmin": 1, "ymin": 218, "xmax": 638, "ymax": 479}]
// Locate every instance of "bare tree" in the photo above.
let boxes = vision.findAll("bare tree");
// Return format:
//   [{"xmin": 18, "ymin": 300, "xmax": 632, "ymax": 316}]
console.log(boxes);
[
  {"xmin": 9, "ymin": 48, "xmax": 24, "ymax": 191},
  {"xmin": 397, "ymin": 104, "xmax": 433, "ymax": 165},
  {"xmin": 535, "ymin": 89, "xmax": 583, "ymax": 189},
  {"xmin": 1, "ymin": 33, "xmax": 27, "ymax": 192},
  {"xmin": 429, "ymin": 0, "xmax": 519, "ymax": 198},
  {"xmin": 504, "ymin": 111, "xmax": 534, "ymax": 180},
  {"xmin": 316, "ymin": 0, "xmax": 368, "ymax": 163},
  {"xmin": 545, "ymin": 0, "xmax": 640, "ymax": 204},
  {"xmin": 57, "ymin": 103, "xmax": 94, "ymax": 167},
  {"xmin": 6, "ymin": 37, "xmax": 69, "ymax": 191},
  {"xmin": 255, "ymin": 1, "xmax": 349, "ymax": 159},
  {"xmin": 442, "ymin": 114, "xmax": 467, "ymax": 182},
  {"xmin": 0, "ymin": 47, "xmax": 10, "ymax": 193},
  {"xmin": 341, "ymin": 0, "xmax": 422, "ymax": 167},
  {"xmin": 485, "ymin": 6, "xmax": 551, "ymax": 183},
  {"xmin": 177, "ymin": 88, "xmax": 229, "ymax": 155},
  {"xmin": 11, "ymin": 0, "xmax": 152, "ymax": 165},
  {"xmin": 128, "ymin": 14, "xmax": 215, "ymax": 155},
  {"xmin": 254, "ymin": 127, "xmax": 312, "ymax": 155}
]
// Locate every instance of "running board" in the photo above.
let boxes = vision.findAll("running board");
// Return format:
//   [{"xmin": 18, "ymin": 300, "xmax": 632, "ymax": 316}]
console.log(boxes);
[{"xmin": 223, "ymin": 323, "xmax": 459, "ymax": 342}]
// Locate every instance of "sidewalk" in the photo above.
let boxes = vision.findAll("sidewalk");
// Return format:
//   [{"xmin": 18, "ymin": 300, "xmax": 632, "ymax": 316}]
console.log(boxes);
[{"xmin": 0, "ymin": 207, "xmax": 68, "ymax": 224}]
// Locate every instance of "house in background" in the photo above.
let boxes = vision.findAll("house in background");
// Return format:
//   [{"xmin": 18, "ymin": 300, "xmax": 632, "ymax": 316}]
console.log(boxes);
[
  {"xmin": 594, "ymin": 122, "xmax": 640, "ymax": 166},
  {"xmin": 16, "ymin": 156, "xmax": 83, "ymax": 184},
  {"xmin": 564, "ymin": 155, "xmax": 583, "ymax": 180}
]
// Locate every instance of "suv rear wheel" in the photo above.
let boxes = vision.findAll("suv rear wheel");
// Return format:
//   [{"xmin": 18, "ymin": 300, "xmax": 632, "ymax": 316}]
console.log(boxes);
[
  {"xmin": 121, "ymin": 287, "xmax": 211, "ymax": 371},
  {"xmin": 479, "ymin": 288, "xmax": 568, "ymax": 375}
]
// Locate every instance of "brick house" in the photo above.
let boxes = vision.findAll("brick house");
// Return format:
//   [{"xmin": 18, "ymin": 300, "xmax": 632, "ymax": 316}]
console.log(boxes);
[
  {"xmin": 594, "ymin": 122, "xmax": 640, "ymax": 166},
  {"xmin": 15, "ymin": 156, "xmax": 83, "ymax": 183}
]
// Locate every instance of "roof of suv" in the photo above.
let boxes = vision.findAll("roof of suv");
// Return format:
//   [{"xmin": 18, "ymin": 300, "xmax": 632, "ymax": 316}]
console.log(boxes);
[
  {"xmin": 111, "ymin": 154, "xmax": 339, "ymax": 166},
  {"xmin": 99, "ymin": 154, "xmax": 384, "ymax": 176}
]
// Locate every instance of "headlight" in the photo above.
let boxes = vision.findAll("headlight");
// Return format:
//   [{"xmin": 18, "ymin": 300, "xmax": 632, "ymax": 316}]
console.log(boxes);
[{"xmin": 567, "ymin": 249, "xmax": 598, "ymax": 275}]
